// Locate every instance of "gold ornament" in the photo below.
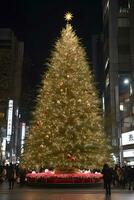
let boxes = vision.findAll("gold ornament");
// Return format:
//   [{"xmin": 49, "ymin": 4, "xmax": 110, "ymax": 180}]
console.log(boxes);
[
  {"xmin": 78, "ymin": 99, "xmax": 82, "ymax": 103},
  {"xmin": 57, "ymin": 100, "xmax": 60, "ymax": 104}
]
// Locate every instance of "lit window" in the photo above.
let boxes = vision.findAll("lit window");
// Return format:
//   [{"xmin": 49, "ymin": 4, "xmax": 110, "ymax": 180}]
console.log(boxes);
[
  {"xmin": 119, "ymin": 8, "xmax": 129, "ymax": 14},
  {"xmin": 105, "ymin": 58, "xmax": 109, "ymax": 70},
  {"xmin": 120, "ymin": 104, "xmax": 124, "ymax": 111},
  {"xmin": 130, "ymin": 84, "xmax": 132, "ymax": 95},
  {"xmin": 106, "ymin": 0, "xmax": 109, "ymax": 10},
  {"xmin": 103, "ymin": 0, "xmax": 109, "ymax": 17},
  {"xmin": 106, "ymin": 73, "xmax": 110, "ymax": 88},
  {"xmin": 119, "ymin": 0, "xmax": 129, "ymax": 14},
  {"xmin": 118, "ymin": 18, "xmax": 129, "ymax": 27},
  {"xmin": 102, "ymin": 95, "xmax": 105, "ymax": 112},
  {"xmin": 128, "ymin": 1, "xmax": 131, "ymax": 9}
]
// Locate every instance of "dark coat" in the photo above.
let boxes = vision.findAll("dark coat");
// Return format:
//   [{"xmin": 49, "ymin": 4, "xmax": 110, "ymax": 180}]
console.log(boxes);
[
  {"xmin": 7, "ymin": 165, "xmax": 16, "ymax": 180},
  {"xmin": 102, "ymin": 165, "xmax": 112, "ymax": 183}
]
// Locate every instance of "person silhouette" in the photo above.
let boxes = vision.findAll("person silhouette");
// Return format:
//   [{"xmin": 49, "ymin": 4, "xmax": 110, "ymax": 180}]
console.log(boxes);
[
  {"xmin": 7, "ymin": 163, "xmax": 16, "ymax": 190},
  {"xmin": 102, "ymin": 163, "xmax": 112, "ymax": 196}
]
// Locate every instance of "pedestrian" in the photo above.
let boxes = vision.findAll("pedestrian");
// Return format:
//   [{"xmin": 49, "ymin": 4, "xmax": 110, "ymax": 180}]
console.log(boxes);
[
  {"xmin": 127, "ymin": 166, "xmax": 134, "ymax": 190},
  {"xmin": 7, "ymin": 163, "xmax": 16, "ymax": 190},
  {"xmin": 19, "ymin": 167, "xmax": 26, "ymax": 187},
  {"xmin": 0, "ymin": 165, "xmax": 4, "ymax": 183},
  {"xmin": 102, "ymin": 163, "xmax": 112, "ymax": 196}
]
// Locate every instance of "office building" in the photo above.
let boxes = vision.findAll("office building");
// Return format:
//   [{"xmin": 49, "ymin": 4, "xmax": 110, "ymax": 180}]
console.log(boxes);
[
  {"xmin": 0, "ymin": 28, "xmax": 24, "ymax": 163},
  {"xmin": 92, "ymin": 34, "xmax": 104, "ymax": 93},
  {"xmin": 102, "ymin": 0, "xmax": 134, "ymax": 165}
]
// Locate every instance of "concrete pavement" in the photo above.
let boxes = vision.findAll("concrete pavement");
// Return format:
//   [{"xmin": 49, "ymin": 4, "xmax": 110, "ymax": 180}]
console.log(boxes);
[{"xmin": 0, "ymin": 181, "xmax": 134, "ymax": 200}]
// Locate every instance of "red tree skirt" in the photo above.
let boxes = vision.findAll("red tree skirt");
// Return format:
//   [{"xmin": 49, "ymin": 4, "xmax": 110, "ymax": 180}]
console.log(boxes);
[{"xmin": 26, "ymin": 171, "xmax": 103, "ymax": 184}]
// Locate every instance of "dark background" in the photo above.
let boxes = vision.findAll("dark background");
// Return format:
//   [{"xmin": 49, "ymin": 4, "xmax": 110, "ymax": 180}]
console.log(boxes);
[
  {"xmin": 0, "ymin": 0, "xmax": 103, "ymax": 121},
  {"xmin": 0, "ymin": 0, "xmax": 102, "ymax": 66}
]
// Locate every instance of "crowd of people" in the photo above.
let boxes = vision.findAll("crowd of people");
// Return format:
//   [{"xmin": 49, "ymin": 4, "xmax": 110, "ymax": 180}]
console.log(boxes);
[
  {"xmin": 0, "ymin": 162, "xmax": 134, "ymax": 194},
  {"xmin": 102, "ymin": 164, "xmax": 134, "ymax": 196},
  {"xmin": 0, "ymin": 163, "xmax": 26, "ymax": 190}
]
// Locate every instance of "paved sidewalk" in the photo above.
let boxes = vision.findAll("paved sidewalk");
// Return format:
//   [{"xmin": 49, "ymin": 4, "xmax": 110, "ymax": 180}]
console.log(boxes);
[{"xmin": 0, "ymin": 181, "xmax": 134, "ymax": 200}]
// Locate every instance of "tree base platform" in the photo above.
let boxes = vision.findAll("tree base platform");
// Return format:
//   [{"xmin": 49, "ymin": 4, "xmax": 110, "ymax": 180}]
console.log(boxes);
[{"xmin": 26, "ymin": 171, "xmax": 103, "ymax": 186}]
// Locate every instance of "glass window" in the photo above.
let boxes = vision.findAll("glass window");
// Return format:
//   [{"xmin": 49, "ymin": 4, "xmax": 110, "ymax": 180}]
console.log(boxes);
[
  {"xmin": 120, "ymin": 104, "xmax": 124, "ymax": 111},
  {"xmin": 118, "ymin": 27, "xmax": 130, "ymax": 38},
  {"xmin": 119, "ymin": 74, "xmax": 131, "ymax": 95},
  {"xmin": 118, "ymin": 55, "xmax": 130, "ymax": 63},
  {"xmin": 106, "ymin": 73, "xmax": 110, "ymax": 88},
  {"xmin": 119, "ymin": 0, "xmax": 128, "ymax": 8},
  {"xmin": 105, "ymin": 58, "xmax": 109, "ymax": 70},
  {"xmin": 118, "ymin": 0, "xmax": 129, "ymax": 14},
  {"xmin": 118, "ymin": 18, "xmax": 129, "ymax": 27},
  {"xmin": 118, "ymin": 44, "xmax": 130, "ymax": 54},
  {"xmin": 103, "ymin": 0, "xmax": 109, "ymax": 18}
]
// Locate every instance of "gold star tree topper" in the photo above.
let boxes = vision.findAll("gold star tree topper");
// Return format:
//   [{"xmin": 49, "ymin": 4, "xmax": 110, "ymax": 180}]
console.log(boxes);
[{"xmin": 64, "ymin": 12, "xmax": 73, "ymax": 22}]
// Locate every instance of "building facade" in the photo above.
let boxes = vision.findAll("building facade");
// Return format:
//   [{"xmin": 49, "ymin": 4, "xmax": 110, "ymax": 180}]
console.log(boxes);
[
  {"xmin": 0, "ymin": 28, "xmax": 24, "ymax": 163},
  {"xmin": 102, "ymin": 0, "xmax": 134, "ymax": 165},
  {"xmin": 91, "ymin": 34, "xmax": 104, "ymax": 93}
]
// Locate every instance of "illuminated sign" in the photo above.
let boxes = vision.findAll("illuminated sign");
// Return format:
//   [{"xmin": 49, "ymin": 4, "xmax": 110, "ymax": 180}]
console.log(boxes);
[
  {"xmin": 122, "ymin": 131, "xmax": 134, "ymax": 146},
  {"xmin": 7, "ymin": 100, "xmax": 13, "ymax": 137},
  {"xmin": 6, "ymin": 135, "xmax": 11, "ymax": 143},
  {"xmin": 1, "ymin": 138, "xmax": 6, "ymax": 158},
  {"xmin": 21, "ymin": 123, "xmax": 26, "ymax": 143},
  {"xmin": 123, "ymin": 149, "xmax": 134, "ymax": 158},
  {"xmin": 21, "ymin": 122, "xmax": 26, "ymax": 153}
]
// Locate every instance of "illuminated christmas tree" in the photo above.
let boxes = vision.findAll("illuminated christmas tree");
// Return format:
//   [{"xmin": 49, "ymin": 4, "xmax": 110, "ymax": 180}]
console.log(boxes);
[{"xmin": 22, "ymin": 13, "xmax": 111, "ymax": 170}]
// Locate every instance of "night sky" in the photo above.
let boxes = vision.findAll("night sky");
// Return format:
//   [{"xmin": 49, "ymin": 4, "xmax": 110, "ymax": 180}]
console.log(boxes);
[
  {"xmin": 0, "ymin": 0, "xmax": 102, "ymax": 120},
  {"xmin": 0, "ymin": 0, "xmax": 102, "ymax": 66}
]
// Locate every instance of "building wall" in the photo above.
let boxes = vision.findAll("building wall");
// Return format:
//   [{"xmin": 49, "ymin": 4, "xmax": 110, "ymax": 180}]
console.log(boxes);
[
  {"xmin": 0, "ymin": 28, "xmax": 24, "ymax": 162},
  {"xmin": 91, "ymin": 34, "xmax": 104, "ymax": 93},
  {"xmin": 103, "ymin": 0, "xmax": 134, "ymax": 165}
]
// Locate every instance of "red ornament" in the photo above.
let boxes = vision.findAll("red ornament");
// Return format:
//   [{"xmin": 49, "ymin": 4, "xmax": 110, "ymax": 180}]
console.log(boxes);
[
  {"xmin": 67, "ymin": 154, "xmax": 76, "ymax": 162},
  {"xmin": 71, "ymin": 156, "xmax": 76, "ymax": 161}
]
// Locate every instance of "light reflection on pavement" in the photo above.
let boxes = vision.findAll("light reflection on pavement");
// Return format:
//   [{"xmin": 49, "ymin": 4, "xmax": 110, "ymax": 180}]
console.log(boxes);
[{"xmin": 0, "ymin": 182, "xmax": 134, "ymax": 200}]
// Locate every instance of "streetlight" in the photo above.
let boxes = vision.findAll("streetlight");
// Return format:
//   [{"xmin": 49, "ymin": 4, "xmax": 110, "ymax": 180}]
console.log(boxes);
[
  {"xmin": 123, "ymin": 78, "xmax": 130, "ymax": 85},
  {"xmin": 123, "ymin": 78, "xmax": 132, "ymax": 95}
]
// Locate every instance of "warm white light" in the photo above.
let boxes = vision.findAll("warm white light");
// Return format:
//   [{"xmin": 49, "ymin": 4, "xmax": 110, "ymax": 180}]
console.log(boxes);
[{"xmin": 64, "ymin": 12, "xmax": 73, "ymax": 22}]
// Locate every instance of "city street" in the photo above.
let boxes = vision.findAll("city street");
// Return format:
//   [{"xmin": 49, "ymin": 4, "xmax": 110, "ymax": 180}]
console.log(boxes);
[{"xmin": 0, "ymin": 182, "xmax": 134, "ymax": 200}]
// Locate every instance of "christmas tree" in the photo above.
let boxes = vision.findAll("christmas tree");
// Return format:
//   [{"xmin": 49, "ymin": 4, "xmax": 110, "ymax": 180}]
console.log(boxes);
[{"xmin": 21, "ymin": 13, "xmax": 111, "ymax": 170}]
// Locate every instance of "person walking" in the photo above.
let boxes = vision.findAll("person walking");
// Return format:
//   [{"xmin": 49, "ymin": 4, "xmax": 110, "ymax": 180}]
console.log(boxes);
[
  {"xmin": 127, "ymin": 166, "xmax": 134, "ymax": 190},
  {"xmin": 7, "ymin": 163, "xmax": 16, "ymax": 190},
  {"xmin": 102, "ymin": 163, "xmax": 112, "ymax": 196},
  {"xmin": 0, "ymin": 165, "xmax": 5, "ymax": 183},
  {"xmin": 19, "ymin": 167, "xmax": 26, "ymax": 187}
]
